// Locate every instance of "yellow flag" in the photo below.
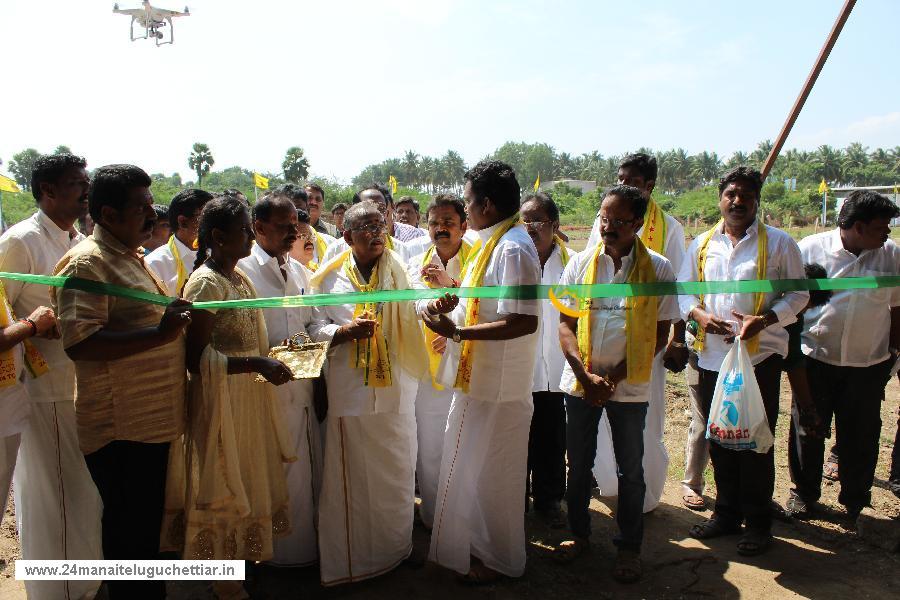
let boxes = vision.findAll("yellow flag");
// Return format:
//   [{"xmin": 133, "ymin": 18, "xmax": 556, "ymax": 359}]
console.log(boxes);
[
  {"xmin": 818, "ymin": 178, "xmax": 827, "ymax": 194},
  {"xmin": 0, "ymin": 175, "xmax": 20, "ymax": 193},
  {"xmin": 253, "ymin": 172, "xmax": 269, "ymax": 190},
  {"xmin": 533, "ymin": 174, "xmax": 540, "ymax": 192},
  {"xmin": 388, "ymin": 174, "xmax": 398, "ymax": 195}
]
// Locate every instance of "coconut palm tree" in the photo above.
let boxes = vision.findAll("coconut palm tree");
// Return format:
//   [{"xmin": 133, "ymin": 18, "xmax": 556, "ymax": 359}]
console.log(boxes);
[
  {"xmin": 188, "ymin": 143, "xmax": 215, "ymax": 188},
  {"xmin": 815, "ymin": 145, "xmax": 843, "ymax": 183},
  {"xmin": 401, "ymin": 150, "xmax": 419, "ymax": 188}
]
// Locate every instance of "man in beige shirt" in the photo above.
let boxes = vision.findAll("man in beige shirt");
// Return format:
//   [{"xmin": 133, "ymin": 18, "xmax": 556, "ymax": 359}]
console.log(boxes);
[{"xmin": 53, "ymin": 164, "xmax": 191, "ymax": 600}]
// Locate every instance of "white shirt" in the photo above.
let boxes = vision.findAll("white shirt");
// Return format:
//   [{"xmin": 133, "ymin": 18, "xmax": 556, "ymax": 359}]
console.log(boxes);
[
  {"xmin": 391, "ymin": 221, "xmax": 428, "ymax": 243},
  {"xmin": 308, "ymin": 252, "xmax": 417, "ymax": 416},
  {"xmin": 435, "ymin": 222, "xmax": 541, "ymax": 403},
  {"xmin": 238, "ymin": 244, "xmax": 315, "ymax": 408},
  {"xmin": 0, "ymin": 210, "xmax": 83, "ymax": 403},
  {"xmin": 237, "ymin": 243, "xmax": 313, "ymax": 348},
  {"xmin": 559, "ymin": 246, "xmax": 679, "ymax": 402},
  {"xmin": 800, "ymin": 230, "xmax": 900, "ymax": 367},
  {"xmin": 409, "ymin": 242, "xmax": 466, "ymax": 314},
  {"xmin": 678, "ymin": 221, "xmax": 809, "ymax": 372},
  {"xmin": 532, "ymin": 244, "xmax": 569, "ymax": 393},
  {"xmin": 145, "ymin": 235, "xmax": 196, "ymax": 296}
]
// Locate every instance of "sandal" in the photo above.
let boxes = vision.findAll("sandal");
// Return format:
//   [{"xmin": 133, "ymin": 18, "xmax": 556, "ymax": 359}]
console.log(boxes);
[
  {"xmin": 612, "ymin": 550, "xmax": 642, "ymax": 584},
  {"xmin": 689, "ymin": 518, "xmax": 742, "ymax": 540},
  {"xmin": 553, "ymin": 538, "xmax": 590, "ymax": 564},
  {"xmin": 736, "ymin": 530, "xmax": 772, "ymax": 556},
  {"xmin": 459, "ymin": 563, "xmax": 504, "ymax": 585},
  {"xmin": 682, "ymin": 492, "xmax": 706, "ymax": 511},
  {"xmin": 823, "ymin": 460, "xmax": 839, "ymax": 482}
]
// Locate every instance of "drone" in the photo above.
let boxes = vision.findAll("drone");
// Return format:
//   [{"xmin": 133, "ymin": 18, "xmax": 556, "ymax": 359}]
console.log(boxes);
[{"xmin": 113, "ymin": 1, "xmax": 189, "ymax": 46}]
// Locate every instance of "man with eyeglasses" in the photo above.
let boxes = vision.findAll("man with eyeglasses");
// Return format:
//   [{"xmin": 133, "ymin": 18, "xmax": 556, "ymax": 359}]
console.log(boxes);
[
  {"xmin": 554, "ymin": 185, "xmax": 678, "ymax": 583},
  {"xmin": 520, "ymin": 192, "xmax": 570, "ymax": 528},
  {"xmin": 587, "ymin": 153, "xmax": 689, "ymax": 513},
  {"xmin": 146, "ymin": 188, "xmax": 214, "ymax": 296},
  {"xmin": 238, "ymin": 194, "xmax": 322, "ymax": 567},
  {"xmin": 322, "ymin": 183, "xmax": 426, "ymax": 263},
  {"xmin": 406, "ymin": 193, "xmax": 470, "ymax": 532},
  {"xmin": 309, "ymin": 201, "xmax": 428, "ymax": 585}
]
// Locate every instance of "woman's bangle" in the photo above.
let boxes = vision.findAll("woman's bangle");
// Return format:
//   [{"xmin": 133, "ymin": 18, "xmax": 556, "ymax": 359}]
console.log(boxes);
[{"xmin": 19, "ymin": 318, "xmax": 37, "ymax": 336}]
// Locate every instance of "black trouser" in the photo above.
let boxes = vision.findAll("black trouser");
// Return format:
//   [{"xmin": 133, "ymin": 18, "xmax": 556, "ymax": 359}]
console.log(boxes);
[
  {"xmin": 527, "ymin": 391, "xmax": 567, "ymax": 511},
  {"xmin": 891, "ymin": 404, "xmax": 900, "ymax": 482},
  {"xmin": 84, "ymin": 440, "xmax": 171, "ymax": 600},
  {"xmin": 697, "ymin": 354, "xmax": 783, "ymax": 533},
  {"xmin": 788, "ymin": 357, "xmax": 891, "ymax": 509}
]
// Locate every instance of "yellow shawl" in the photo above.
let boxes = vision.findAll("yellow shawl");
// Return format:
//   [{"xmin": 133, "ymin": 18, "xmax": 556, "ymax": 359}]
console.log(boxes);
[
  {"xmin": 311, "ymin": 248, "xmax": 427, "ymax": 386},
  {"xmin": 0, "ymin": 280, "xmax": 49, "ymax": 388},
  {"xmin": 692, "ymin": 219, "xmax": 767, "ymax": 355},
  {"xmin": 640, "ymin": 198, "xmax": 668, "ymax": 255},
  {"xmin": 453, "ymin": 213, "xmax": 520, "ymax": 393},
  {"xmin": 574, "ymin": 237, "xmax": 658, "ymax": 391}
]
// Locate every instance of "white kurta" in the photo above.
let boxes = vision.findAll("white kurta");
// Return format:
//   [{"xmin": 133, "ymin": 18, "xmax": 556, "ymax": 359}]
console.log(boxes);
[
  {"xmin": 591, "ymin": 213, "xmax": 686, "ymax": 512},
  {"xmin": 238, "ymin": 244, "xmax": 322, "ymax": 567},
  {"xmin": 0, "ymin": 210, "xmax": 102, "ymax": 600},
  {"xmin": 428, "ymin": 222, "xmax": 540, "ymax": 578},
  {"xmin": 408, "ymin": 243, "xmax": 465, "ymax": 529},
  {"xmin": 145, "ymin": 235, "xmax": 197, "ymax": 296},
  {"xmin": 308, "ymin": 256, "xmax": 418, "ymax": 585}
]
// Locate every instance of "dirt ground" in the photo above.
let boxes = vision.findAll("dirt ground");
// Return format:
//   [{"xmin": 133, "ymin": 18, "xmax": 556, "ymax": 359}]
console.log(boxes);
[{"xmin": 2, "ymin": 376, "xmax": 898, "ymax": 600}]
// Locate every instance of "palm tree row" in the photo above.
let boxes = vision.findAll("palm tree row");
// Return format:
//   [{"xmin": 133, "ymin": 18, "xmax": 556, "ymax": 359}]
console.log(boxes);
[{"xmin": 353, "ymin": 141, "xmax": 900, "ymax": 195}]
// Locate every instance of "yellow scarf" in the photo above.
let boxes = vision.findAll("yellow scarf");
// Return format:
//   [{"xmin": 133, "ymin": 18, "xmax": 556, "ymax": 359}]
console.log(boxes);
[
  {"xmin": 693, "ymin": 219, "xmax": 768, "ymax": 355},
  {"xmin": 420, "ymin": 240, "xmax": 472, "ymax": 390},
  {"xmin": 311, "ymin": 248, "xmax": 428, "ymax": 387},
  {"xmin": 306, "ymin": 231, "xmax": 330, "ymax": 272},
  {"xmin": 640, "ymin": 198, "xmax": 668, "ymax": 255},
  {"xmin": 0, "ymin": 281, "xmax": 49, "ymax": 388},
  {"xmin": 342, "ymin": 255, "xmax": 392, "ymax": 387},
  {"xmin": 554, "ymin": 235, "xmax": 570, "ymax": 268},
  {"xmin": 573, "ymin": 237, "xmax": 658, "ymax": 391},
  {"xmin": 454, "ymin": 213, "xmax": 520, "ymax": 393},
  {"xmin": 167, "ymin": 235, "xmax": 191, "ymax": 295}
]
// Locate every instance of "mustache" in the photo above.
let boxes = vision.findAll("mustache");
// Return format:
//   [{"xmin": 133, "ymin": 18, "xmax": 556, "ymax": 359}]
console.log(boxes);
[
  {"xmin": 434, "ymin": 231, "xmax": 451, "ymax": 239},
  {"xmin": 601, "ymin": 231, "xmax": 619, "ymax": 239}
]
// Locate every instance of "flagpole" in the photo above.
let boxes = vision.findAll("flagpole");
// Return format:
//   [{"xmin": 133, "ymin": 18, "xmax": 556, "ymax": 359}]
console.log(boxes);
[{"xmin": 760, "ymin": 0, "xmax": 856, "ymax": 178}]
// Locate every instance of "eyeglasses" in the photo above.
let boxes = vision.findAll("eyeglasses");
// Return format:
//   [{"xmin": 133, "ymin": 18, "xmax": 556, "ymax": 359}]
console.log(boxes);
[
  {"xmin": 297, "ymin": 232, "xmax": 314, "ymax": 241},
  {"xmin": 598, "ymin": 216, "xmax": 637, "ymax": 229},
  {"xmin": 351, "ymin": 223, "xmax": 387, "ymax": 236},
  {"xmin": 522, "ymin": 220, "xmax": 553, "ymax": 231}
]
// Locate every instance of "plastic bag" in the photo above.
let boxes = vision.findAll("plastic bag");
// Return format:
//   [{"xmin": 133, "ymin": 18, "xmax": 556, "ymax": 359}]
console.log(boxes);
[{"xmin": 706, "ymin": 338, "xmax": 774, "ymax": 453}]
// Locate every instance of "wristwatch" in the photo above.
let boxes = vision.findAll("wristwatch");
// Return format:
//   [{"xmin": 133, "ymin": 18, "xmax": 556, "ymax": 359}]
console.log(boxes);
[
  {"xmin": 451, "ymin": 327, "xmax": 462, "ymax": 344},
  {"xmin": 670, "ymin": 341, "xmax": 686, "ymax": 348}
]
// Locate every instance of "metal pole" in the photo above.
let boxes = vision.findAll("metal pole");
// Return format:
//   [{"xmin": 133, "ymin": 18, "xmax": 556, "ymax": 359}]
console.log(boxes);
[{"xmin": 761, "ymin": 0, "xmax": 856, "ymax": 178}]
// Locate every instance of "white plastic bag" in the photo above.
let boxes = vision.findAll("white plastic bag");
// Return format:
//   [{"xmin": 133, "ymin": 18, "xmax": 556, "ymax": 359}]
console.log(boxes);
[{"xmin": 706, "ymin": 338, "xmax": 774, "ymax": 454}]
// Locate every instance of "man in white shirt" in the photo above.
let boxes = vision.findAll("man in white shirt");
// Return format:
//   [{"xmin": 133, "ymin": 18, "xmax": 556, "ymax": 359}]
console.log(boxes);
[
  {"xmin": 421, "ymin": 161, "xmax": 540, "ymax": 584},
  {"xmin": 408, "ymin": 193, "xmax": 470, "ymax": 530},
  {"xmin": 309, "ymin": 202, "xmax": 428, "ymax": 586},
  {"xmin": 0, "ymin": 153, "xmax": 104, "ymax": 600},
  {"xmin": 520, "ymin": 192, "xmax": 570, "ymax": 527},
  {"xmin": 321, "ymin": 184, "xmax": 416, "ymax": 263},
  {"xmin": 679, "ymin": 167, "xmax": 808, "ymax": 556},
  {"xmin": 238, "ymin": 194, "xmax": 322, "ymax": 566},
  {"xmin": 588, "ymin": 153, "xmax": 688, "ymax": 513},
  {"xmin": 395, "ymin": 196, "xmax": 421, "ymax": 228},
  {"xmin": 787, "ymin": 190, "xmax": 900, "ymax": 519},
  {"xmin": 555, "ymin": 185, "xmax": 678, "ymax": 583},
  {"xmin": 145, "ymin": 188, "xmax": 213, "ymax": 295}
]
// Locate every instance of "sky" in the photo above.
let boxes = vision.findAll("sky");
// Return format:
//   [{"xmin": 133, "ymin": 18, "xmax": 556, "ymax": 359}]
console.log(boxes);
[{"xmin": 1, "ymin": 0, "xmax": 898, "ymax": 184}]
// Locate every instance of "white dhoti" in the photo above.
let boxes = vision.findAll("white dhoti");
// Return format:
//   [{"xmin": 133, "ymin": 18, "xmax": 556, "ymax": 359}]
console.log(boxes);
[
  {"xmin": 592, "ymin": 353, "xmax": 669, "ymax": 513},
  {"xmin": 270, "ymin": 380, "xmax": 323, "ymax": 567},
  {"xmin": 1, "ymin": 383, "xmax": 28, "ymax": 515},
  {"xmin": 1, "ymin": 434, "xmax": 20, "ymax": 515},
  {"xmin": 318, "ymin": 412, "xmax": 417, "ymax": 586},
  {"xmin": 414, "ymin": 376, "xmax": 454, "ymax": 529},
  {"xmin": 14, "ymin": 400, "xmax": 103, "ymax": 600},
  {"xmin": 429, "ymin": 395, "xmax": 533, "ymax": 577}
]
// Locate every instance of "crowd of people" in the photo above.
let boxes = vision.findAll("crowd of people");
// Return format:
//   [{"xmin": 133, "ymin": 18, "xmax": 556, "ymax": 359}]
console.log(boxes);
[{"xmin": 0, "ymin": 151, "xmax": 898, "ymax": 599}]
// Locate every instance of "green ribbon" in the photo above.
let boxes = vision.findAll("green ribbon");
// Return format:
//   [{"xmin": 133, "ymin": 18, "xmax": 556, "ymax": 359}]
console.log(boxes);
[{"xmin": 1, "ymin": 271, "xmax": 898, "ymax": 310}]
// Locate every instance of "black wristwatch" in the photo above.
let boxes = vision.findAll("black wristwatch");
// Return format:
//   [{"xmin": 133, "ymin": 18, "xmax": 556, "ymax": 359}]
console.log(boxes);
[{"xmin": 451, "ymin": 327, "xmax": 462, "ymax": 343}]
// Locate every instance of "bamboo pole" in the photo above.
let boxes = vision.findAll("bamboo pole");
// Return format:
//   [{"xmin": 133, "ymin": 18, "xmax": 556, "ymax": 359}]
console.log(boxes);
[{"xmin": 760, "ymin": 0, "xmax": 857, "ymax": 179}]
